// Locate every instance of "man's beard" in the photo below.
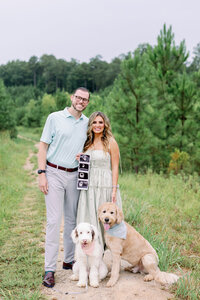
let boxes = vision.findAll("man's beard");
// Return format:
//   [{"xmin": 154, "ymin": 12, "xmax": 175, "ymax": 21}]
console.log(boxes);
[{"xmin": 72, "ymin": 102, "xmax": 84, "ymax": 112}]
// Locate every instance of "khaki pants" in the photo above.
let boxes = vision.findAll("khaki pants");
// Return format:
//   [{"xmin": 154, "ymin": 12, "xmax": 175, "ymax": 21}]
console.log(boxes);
[{"xmin": 45, "ymin": 165, "xmax": 80, "ymax": 272}]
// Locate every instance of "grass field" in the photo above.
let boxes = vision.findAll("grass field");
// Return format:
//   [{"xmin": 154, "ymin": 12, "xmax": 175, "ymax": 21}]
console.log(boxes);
[
  {"xmin": 119, "ymin": 172, "xmax": 200, "ymax": 299},
  {"xmin": 0, "ymin": 129, "xmax": 199, "ymax": 299},
  {"xmin": 0, "ymin": 131, "xmax": 46, "ymax": 299}
]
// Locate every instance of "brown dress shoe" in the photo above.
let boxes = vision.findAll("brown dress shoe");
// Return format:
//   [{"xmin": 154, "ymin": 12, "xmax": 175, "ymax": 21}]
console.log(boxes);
[
  {"xmin": 63, "ymin": 260, "xmax": 75, "ymax": 270},
  {"xmin": 43, "ymin": 271, "xmax": 55, "ymax": 288}
]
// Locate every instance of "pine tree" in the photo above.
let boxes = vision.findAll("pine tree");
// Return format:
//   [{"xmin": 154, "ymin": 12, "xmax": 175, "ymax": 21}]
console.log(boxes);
[
  {"xmin": 108, "ymin": 49, "xmax": 155, "ymax": 172},
  {"xmin": 169, "ymin": 72, "xmax": 198, "ymax": 152},
  {"xmin": 147, "ymin": 24, "xmax": 188, "ymax": 112},
  {"xmin": 147, "ymin": 24, "xmax": 190, "ymax": 169}
]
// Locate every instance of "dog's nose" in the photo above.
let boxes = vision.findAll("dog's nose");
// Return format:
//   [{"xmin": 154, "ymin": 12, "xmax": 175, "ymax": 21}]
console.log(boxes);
[{"xmin": 104, "ymin": 218, "xmax": 109, "ymax": 223}]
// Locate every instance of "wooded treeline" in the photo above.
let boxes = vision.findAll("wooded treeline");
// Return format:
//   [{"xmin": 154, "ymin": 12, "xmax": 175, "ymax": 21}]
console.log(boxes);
[
  {"xmin": 1, "ymin": 25, "xmax": 200, "ymax": 174},
  {"xmin": 0, "ymin": 54, "xmax": 122, "ymax": 93}
]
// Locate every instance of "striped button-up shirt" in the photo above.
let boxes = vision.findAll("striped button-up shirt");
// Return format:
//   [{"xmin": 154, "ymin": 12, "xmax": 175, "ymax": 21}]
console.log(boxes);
[{"xmin": 40, "ymin": 108, "xmax": 88, "ymax": 168}]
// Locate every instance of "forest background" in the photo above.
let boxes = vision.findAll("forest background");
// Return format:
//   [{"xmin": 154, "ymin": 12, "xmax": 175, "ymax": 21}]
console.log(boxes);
[
  {"xmin": 0, "ymin": 24, "xmax": 200, "ymax": 299},
  {"xmin": 1, "ymin": 24, "xmax": 200, "ymax": 175}
]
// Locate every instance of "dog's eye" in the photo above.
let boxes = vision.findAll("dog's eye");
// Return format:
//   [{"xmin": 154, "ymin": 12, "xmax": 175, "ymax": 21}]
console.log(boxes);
[
  {"xmin": 103, "ymin": 210, "xmax": 106, "ymax": 213},
  {"xmin": 87, "ymin": 231, "xmax": 90, "ymax": 234},
  {"xmin": 80, "ymin": 232, "xmax": 82, "ymax": 234},
  {"xmin": 110, "ymin": 211, "xmax": 114, "ymax": 214}
]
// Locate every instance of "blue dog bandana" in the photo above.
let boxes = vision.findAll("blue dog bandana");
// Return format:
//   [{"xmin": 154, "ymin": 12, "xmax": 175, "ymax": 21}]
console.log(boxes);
[{"xmin": 106, "ymin": 221, "xmax": 127, "ymax": 239}]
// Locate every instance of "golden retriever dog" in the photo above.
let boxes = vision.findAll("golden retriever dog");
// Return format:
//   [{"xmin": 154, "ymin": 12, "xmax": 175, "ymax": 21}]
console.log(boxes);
[{"xmin": 98, "ymin": 202, "xmax": 179, "ymax": 287}]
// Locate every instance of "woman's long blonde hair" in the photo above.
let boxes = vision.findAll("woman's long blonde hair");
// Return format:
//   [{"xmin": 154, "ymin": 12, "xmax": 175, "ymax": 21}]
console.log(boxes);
[{"xmin": 83, "ymin": 111, "xmax": 113, "ymax": 152}]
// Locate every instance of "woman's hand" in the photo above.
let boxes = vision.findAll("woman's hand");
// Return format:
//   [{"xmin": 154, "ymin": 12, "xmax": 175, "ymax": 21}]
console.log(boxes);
[
  {"xmin": 76, "ymin": 152, "xmax": 84, "ymax": 161},
  {"xmin": 112, "ymin": 190, "xmax": 117, "ymax": 203},
  {"xmin": 110, "ymin": 138, "xmax": 119, "ymax": 204}
]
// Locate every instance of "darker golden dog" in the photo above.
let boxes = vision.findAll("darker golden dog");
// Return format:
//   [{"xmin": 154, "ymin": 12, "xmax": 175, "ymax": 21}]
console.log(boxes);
[{"xmin": 98, "ymin": 202, "xmax": 179, "ymax": 287}]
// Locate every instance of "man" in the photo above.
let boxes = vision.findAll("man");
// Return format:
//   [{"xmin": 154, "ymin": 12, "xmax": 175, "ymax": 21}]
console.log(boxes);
[{"xmin": 38, "ymin": 87, "xmax": 90, "ymax": 288}]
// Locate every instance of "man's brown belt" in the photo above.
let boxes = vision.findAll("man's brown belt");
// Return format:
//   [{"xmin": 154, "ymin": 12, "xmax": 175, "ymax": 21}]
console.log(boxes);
[{"xmin": 47, "ymin": 161, "xmax": 78, "ymax": 172}]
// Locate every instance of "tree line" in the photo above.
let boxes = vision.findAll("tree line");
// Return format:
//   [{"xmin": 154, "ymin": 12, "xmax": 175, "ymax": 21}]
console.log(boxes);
[
  {"xmin": 0, "ymin": 24, "xmax": 200, "ymax": 174},
  {"xmin": 0, "ymin": 54, "xmax": 122, "ymax": 93}
]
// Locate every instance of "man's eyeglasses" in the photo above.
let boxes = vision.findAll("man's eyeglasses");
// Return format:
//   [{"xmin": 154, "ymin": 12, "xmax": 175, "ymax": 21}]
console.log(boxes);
[{"xmin": 74, "ymin": 95, "xmax": 89, "ymax": 103}]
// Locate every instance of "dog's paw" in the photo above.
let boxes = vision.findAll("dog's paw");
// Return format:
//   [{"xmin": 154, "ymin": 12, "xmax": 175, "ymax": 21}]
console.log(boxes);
[
  {"xmin": 124, "ymin": 266, "xmax": 139, "ymax": 273},
  {"xmin": 144, "ymin": 274, "xmax": 154, "ymax": 282},
  {"xmin": 70, "ymin": 274, "xmax": 79, "ymax": 281},
  {"xmin": 90, "ymin": 280, "xmax": 99, "ymax": 288},
  {"xmin": 106, "ymin": 279, "xmax": 117, "ymax": 287},
  {"xmin": 132, "ymin": 266, "xmax": 140, "ymax": 273},
  {"xmin": 77, "ymin": 281, "xmax": 86, "ymax": 287}
]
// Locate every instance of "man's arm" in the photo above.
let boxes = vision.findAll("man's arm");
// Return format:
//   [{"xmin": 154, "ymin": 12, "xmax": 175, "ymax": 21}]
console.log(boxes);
[{"xmin": 38, "ymin": 141, "xmax": 49, "ymax": 195}]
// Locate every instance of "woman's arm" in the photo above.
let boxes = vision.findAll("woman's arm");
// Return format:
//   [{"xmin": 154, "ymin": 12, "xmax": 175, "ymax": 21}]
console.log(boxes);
[{"xmin": 110, "ymin": 138, "xmax": 120, "ymax": 203}]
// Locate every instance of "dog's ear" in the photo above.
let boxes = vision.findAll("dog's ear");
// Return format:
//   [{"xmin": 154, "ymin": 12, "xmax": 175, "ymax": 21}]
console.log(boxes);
[
  {"xmin": 71, "ymin": 227, "xmax": 79, "ymax": 243},
  {"xmin": 90, "ymin": 224, "xmax": 99, "ymax": 240},
  {"xmin": 97, "ymin": 204, "xmax": 103, "ymax": 221},
  {"xmin": 116, "ymin": 205, "xmax": 124, "ymax": 224}
]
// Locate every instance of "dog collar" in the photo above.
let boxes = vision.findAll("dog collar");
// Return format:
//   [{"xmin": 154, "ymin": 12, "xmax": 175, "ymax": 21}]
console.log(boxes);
[
  {"xmin": 106, "ymin": 221, "xmax": 127, "ymax": 239},
  {"xmin": 81, "ymin": 241, "xmax": 95, "ymax": 256}
]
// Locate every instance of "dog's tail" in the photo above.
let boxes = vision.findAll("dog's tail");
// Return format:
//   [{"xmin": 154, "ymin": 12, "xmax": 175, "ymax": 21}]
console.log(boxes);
[
  {"xmin": 142, "ymin": 253, "xmax": 179, "ymax": 285},
  {"xmin": 154, "ymin": 270, "xmax": 179, "ymax": 285}
]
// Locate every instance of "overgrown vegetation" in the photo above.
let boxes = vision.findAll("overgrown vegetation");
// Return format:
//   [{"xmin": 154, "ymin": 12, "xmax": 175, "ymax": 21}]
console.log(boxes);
[
  {"xmin": 0, "ymin": 22, "xmax": 200, "ymax": 299},
  {"xmin": 0, "ymin": 24, "xmax": 200, "ymax": 173},
  {"xmin": 120, "ymin": 172, "xmax": 200, "ymax": 299},
  {"xmin": 0, "ymin": 132, "xmax": 46, "ymax": 299},
  {"xmin": 0, "ymin": 131, "xmax": 199, "ymax": 299}
]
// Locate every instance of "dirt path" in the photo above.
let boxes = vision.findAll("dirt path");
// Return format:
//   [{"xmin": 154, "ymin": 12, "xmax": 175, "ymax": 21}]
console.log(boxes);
[
  {"xmin": 24, "ymin": 141, "xmax": 176, "ymax": 300},
  {"xmin": 41, "ymin": 236, "xmax": 175, "ymax": 300}
]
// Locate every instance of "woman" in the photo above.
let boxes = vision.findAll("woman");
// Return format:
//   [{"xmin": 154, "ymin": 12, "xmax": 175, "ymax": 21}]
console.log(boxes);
[{"xmin": 76, "ymin": 111, "xmax": 122, "ymax": 250}]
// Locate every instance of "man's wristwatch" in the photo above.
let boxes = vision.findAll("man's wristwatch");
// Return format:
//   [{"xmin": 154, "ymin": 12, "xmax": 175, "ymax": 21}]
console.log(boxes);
[{"xmin": 37, "ymin": 169, "xmax": 46, "ymax": 174}]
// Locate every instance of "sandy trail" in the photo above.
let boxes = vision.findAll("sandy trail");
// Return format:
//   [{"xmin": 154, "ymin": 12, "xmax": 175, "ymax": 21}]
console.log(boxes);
[
  {"xmin": 23, "ymin": 139, "xmax": 176, "ymax": 300},
  {"xmin": 41, "ymin": 229, "xmax": 175, "ymax": 300}
]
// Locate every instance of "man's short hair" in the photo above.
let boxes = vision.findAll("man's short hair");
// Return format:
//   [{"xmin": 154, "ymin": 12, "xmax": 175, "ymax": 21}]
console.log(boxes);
[{"xmin": 74, "ymin": 87, "xmax": 90, "ymax": 100}]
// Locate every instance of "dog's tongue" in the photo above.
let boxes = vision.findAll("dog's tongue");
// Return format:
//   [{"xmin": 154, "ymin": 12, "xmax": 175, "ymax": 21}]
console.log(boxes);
[{"xmin": 104, "ymin": 224, "xmax": 110, "ymax": 231}]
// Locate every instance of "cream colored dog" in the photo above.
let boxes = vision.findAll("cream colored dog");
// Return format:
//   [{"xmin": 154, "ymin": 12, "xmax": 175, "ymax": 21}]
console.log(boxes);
[
  {"xmin": 98, "ymin": 202, "xmax": 179, "ymax": 287},
  {"xmin": 70, "ymin": 222, "xmax": 108, "ymax": 288}
]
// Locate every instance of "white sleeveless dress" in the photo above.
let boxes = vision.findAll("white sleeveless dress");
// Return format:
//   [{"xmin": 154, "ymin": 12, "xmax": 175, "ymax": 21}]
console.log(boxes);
[{"xmin": 76, "ymin": 149, "xmax": 122, "ymax": 250}]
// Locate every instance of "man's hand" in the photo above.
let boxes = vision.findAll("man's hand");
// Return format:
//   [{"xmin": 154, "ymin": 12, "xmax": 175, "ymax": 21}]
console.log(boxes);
[{"xmin": 39, "ymin": 174, "xmax": 48, "ymax": 194}]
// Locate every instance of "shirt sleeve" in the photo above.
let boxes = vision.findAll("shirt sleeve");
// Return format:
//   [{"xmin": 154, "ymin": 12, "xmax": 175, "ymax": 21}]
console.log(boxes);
[{"xmin": 40, "ymin": 114, "xmax": 55, "ymax": 144}]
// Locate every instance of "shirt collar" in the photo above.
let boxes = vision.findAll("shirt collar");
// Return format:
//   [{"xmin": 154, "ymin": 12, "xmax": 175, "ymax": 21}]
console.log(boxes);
[{"xmin": 63, "ymin": 108, "xmax": 84, "ymax": 120}]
